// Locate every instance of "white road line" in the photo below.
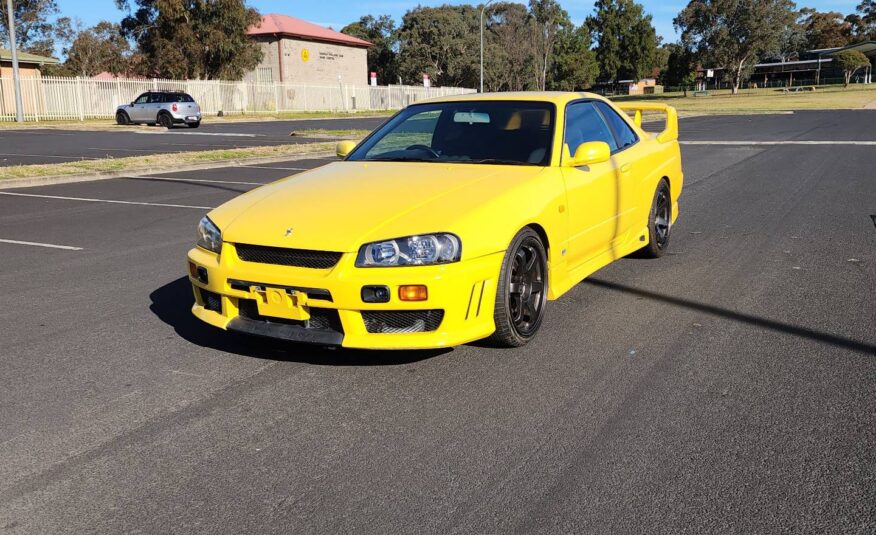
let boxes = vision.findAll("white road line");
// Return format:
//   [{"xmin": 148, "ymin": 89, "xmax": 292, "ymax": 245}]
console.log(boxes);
[
  {"xmin": 87, "ymin": 147, "xmax": 175, "ymax": 153},
  {"xmin": 133, "ymin": 131, "xmax": 262, "ymax": 138},
  {"xmin": 0, "ymin": 238, "xmax": 83, "ymax": 250},
  {"xmin": 238, "ymin": 165, "xmax": 309, "ymax": 171},
  {"xmin": 0, "ymin": 131, "xmax": 78, "ymax": 136},
  {"xmin": 0, "ymin": 153, "xmax": 98, "ymax": 160},
  {"xmin": 0, "ymin": 191, "xmax": 214, "ymax": 210},
  {"xmin": 123, "ymin": 175, "xmax": 264, "ymax": 186},
  {"xmin": 681, "ymin": 140, "xmax": 876, "ymax": 145}
]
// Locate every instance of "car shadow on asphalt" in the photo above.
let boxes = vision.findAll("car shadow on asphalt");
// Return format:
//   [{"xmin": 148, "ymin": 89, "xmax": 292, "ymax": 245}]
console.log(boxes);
[
  {"xmin": 121, "ymin": 176, "xmax": 252, "ymax": 195},
  {"xmin": 584, "ymin": 278, "xmax": 876, "ymax": 356},
  {"xmin": 149, "ymin": 277, "xmax": 452, "ymax": 366}
]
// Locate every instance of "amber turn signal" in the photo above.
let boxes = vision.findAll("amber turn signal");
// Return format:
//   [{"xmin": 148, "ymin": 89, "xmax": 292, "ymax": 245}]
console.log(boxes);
[{"xmin": 398, "ymin": 285, "xmax": 428, "ymax": 301}]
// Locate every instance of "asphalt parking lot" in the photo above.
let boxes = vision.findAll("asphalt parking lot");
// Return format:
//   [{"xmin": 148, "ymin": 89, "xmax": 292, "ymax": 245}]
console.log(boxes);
[
  {"xmin": 0, "ymin": 116, "xmax": 387, "ymax": 166},
  {"xmin": 1, "ymin": 111, "xmax": 874, "ymax": 533}
]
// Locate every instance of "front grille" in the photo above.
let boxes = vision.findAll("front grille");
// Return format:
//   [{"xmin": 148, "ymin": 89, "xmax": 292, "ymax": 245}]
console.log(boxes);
[
  {"xmin": 362, "ymin": 310, "xmax": 444, "ymax": 334},
  {"xmin": 199, "ymin": 288, "xmax": 222, "ymax": 312},
  {"xmin": 238, "ymin": 299, "xmax": 343, "ymax": 333},
  {"xmin": 235, "ymin": 244, "xmax": 342, "ymax": 269}
]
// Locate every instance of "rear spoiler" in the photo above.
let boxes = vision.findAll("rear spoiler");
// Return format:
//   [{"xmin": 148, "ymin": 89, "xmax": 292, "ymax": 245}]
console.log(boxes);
[{"xmin": 614, "ymin": 103, "xmax": 678, "ymax": 143}]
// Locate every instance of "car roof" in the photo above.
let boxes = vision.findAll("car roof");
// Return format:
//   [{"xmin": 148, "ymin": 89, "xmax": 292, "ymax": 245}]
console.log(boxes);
[{"xmin": 417, "ymin": 91, "xmax": 609, "ymax": 106}]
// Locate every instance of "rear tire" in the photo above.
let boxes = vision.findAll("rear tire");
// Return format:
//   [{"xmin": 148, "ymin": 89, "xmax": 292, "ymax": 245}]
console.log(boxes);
[
  {"xmin": 487, "ymin": 228, "xmax": 548, "ymax": 347},
  {"xmin": 638, "ymin": 179, "xmax": 672, "ymax": 258},
  {"xmin": 159, "ymin": 113, "xmax": 174, "ymax": 129},
  {"xmin": 115, "ymin": 111, "xmax": 129, "ymax": 125}
]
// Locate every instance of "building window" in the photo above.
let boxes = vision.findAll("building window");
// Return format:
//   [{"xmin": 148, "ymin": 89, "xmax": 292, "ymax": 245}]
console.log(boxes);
[{"xmin": 257, "ymin": 67, "xmax": 273, "ymax": 84}]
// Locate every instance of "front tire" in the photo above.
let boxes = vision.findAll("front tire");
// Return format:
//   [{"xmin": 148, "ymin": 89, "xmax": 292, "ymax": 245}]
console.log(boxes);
[
  {"xmin": 488, "ymin": 228, "xmax": 548, "ymax": 347},
  {"xmin": 639, "ymin": 179, "xmax": 672, "ymax": 258},
  {"xmin": 116, "ymin": 111, "xmax": 129, "ymax": 125}
]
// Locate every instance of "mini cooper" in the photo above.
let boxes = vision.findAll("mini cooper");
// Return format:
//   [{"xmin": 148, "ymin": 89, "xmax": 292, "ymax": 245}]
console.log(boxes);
[
  {"xmin": 116, "ymin": 90, "xmax": 202, "ymax": 128},
  {"xmin": 187, "ymin": 92, "xmax": 683, "ymax": 349}
]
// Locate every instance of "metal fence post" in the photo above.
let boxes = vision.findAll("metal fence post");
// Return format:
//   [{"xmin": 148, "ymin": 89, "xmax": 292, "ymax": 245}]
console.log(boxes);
[{"xmin": 76, "ymin": 77, "xmax": 85, "ymax": 121}]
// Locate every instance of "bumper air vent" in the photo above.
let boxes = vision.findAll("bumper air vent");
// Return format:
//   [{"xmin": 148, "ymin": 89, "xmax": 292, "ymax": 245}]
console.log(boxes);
[{"xmin": 361, "ymin": 310, "xmax": 444, "ymax": 334}]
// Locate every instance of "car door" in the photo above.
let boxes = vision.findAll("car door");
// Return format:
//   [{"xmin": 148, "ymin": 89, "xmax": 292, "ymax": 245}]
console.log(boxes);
[
  {"xmin": 146, "ymin": 92, "xmax": 165, "ymax": 122},
  {"xmin": 561, "ymin": 101, "xmax": 622, "ymax": 268},
  {"xmin": 593, "ymin": 101, "xmax": 646, "ymax": 246},
  {"xmin": 129, "ymin": 93, "xmax": 150, "ymax": 121}
]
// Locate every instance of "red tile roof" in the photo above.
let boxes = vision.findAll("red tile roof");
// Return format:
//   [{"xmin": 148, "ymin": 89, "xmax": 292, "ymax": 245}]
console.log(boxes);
[{"xmin": 248, "ymin": 14, "xmax": 372, "ymax": 48}]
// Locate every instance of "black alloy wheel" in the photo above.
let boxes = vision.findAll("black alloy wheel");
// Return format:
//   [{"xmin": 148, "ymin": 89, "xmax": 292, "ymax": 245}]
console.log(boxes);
[
  {"xmin": 116, "ymin": 111, "xmax": 129, "ymax": 125},
  {"xmin": 489, "ymin": 228, "xmax": 548, "ymax": 347},
  {"xmin": 638, "ymin": 178, "xmax": 672, "ymax": 258}
]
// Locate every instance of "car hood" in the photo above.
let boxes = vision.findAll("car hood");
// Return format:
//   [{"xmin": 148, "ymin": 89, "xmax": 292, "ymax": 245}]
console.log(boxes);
[{"xmin": 211, "ymin": 161, "xmax": 546, "ymax": 254}]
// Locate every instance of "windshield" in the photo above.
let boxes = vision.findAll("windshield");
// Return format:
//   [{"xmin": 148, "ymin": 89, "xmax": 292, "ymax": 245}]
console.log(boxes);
[{"xmin": 347, "ymin": 101, "xmax": 555, "ymax": 166}]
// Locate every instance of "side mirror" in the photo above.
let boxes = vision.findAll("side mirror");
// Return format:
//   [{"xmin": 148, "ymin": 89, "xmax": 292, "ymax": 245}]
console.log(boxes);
[
  {"xmin": 336, "ymin": 140, "xmax": 357, "ymax": 159},
  {"xmin": 565, "ymin": 141, "xmax": 611, "ymax": 167},
  {"xmin": 130, "ymin": 102, "xmax": 135, "ymax": 107}
]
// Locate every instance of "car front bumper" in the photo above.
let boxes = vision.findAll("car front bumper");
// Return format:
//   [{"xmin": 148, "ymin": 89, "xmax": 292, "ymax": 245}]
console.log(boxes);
[{"xmin": 186, "ymin": 244, "xmax": 502, "ymax": 349}]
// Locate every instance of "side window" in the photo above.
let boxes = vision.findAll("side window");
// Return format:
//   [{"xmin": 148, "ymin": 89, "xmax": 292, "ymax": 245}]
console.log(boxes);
[
  {"xmin": 564, "ymin": 102, "xmax": 618, "ymax": 156},
  {"xmin": 150, "ymin": 93, "xmax": 166, "ymax": 104},
  {"xmin": 134, "ymin": 93, "xmax": 149, "ymax": 104},
  {"xmin": 595, "ymin": 101, "xmax": 638, "ymax": 150}
]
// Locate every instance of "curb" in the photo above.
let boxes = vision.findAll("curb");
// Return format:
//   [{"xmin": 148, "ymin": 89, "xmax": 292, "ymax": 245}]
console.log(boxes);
[{"xmin": 0, "ymin": 151, "xmax": 337, "ymax": 190}]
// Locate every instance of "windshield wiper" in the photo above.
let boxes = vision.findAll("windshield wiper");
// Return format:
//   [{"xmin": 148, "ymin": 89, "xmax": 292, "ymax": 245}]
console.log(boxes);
[
  {"xmin": 468, "ymin": 158, "xmax": 533, "ymax": 166},
  {"xmin": 367, "ymin": 156, "xmax": 434, "ymax": 162}
]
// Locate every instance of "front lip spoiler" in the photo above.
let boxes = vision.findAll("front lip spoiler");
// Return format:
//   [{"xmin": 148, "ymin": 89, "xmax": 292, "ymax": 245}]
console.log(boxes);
[{"xmin": 226, "ymin": 316, "xmax": 344, "ymax": 346}]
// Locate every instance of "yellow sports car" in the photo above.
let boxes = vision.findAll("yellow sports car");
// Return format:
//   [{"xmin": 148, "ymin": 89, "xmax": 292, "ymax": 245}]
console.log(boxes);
[{"xmin": 187, "ymin": 92, "xmax": 683, "ymax": 349}]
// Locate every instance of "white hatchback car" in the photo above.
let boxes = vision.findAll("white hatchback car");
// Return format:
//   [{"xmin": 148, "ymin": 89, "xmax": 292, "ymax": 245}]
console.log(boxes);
[{"xmin": 116, "ymin": 91, "xmax": 202, "ymax": 129}]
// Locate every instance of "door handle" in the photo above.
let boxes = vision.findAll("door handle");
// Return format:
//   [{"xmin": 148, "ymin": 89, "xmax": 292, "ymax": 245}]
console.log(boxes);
[{"xmin": 619, "ymin": 163, "xmax": 632, "ymax": 174}]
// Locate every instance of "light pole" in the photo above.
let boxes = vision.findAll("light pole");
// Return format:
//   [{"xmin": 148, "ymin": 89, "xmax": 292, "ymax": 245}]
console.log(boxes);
[
  {"xmin": 479, "ymin": 0, "xmax": 497, "ymax": 93},
  {"xmin": 4, "ymin": 0, "xmax": 24, "ymax": 122}
]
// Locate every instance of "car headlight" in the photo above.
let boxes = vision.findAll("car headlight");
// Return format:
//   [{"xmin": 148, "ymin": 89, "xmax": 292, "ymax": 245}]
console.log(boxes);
[
  {"xmin": 196, "ymin": 216, "xmax": 222, "ymax": 254},
  {"xmin": 356, "ymin": 233, "xmax": 461, "ymax": 267}
]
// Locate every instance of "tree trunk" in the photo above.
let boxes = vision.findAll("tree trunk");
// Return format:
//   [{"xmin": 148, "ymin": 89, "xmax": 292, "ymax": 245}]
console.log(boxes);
[{"xmin": 732, "ymin": 59, "xmax": 746, "ymax": 95}]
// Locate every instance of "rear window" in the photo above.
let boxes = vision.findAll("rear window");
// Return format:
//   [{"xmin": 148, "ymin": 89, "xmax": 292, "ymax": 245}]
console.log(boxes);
[{"xmin": 164, "ymin": 93, "xmax": 195, "ymax": 103}]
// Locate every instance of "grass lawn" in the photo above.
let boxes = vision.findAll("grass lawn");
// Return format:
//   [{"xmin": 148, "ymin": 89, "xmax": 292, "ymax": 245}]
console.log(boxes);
[
  {"xmin": 4, "ymin": 85, "xmax": 873, "ymax": 131},
  {"xmin": 0, "ymin": 142, "xmax": 337, "ymax": 181},
  {"xmin": 614, "ymin": 84, "xmax": 876, "ymax": 113}
]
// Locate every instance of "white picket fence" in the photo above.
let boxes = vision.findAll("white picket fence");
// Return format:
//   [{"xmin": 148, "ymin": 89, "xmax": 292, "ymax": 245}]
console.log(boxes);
[{"xmin": 0, "ymin": 76, "xmax": 475, "ymax": 122}]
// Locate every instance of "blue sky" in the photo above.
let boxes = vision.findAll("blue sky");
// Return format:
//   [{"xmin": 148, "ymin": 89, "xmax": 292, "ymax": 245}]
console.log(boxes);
[{"xmin": 62, "ymin": 0, "xmax": 864, "ymax": 45}]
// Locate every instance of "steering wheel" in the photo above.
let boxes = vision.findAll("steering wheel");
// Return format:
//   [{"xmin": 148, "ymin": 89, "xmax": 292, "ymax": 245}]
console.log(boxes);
[{"xmin": 406, "ymin": 144, "xmax": 440, "ymax": 159}]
